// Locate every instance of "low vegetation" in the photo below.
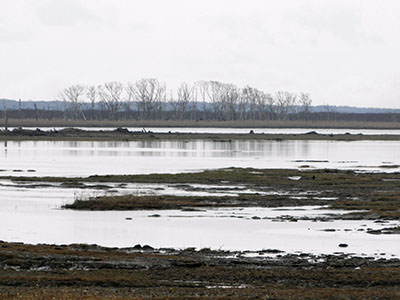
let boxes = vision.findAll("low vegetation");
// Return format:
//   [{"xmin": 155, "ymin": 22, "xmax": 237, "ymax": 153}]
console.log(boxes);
[
  {"xmin": 0, "ymin": 241, "xmax": 399, "ymax": 299},
  {"xmin": 2, "ymin": 168, "xmax": 400, "ymax": 298},
  {"xmin": 64, "ymin": 194, "xmax": 330, "ymax": 211},
  {"xmin": 4, "ymin": 167, "xmax": 400, "ymax": 219}
]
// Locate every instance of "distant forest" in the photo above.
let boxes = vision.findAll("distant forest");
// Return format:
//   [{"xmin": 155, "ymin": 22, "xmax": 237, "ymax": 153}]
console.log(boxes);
[{"xmin": 1, "ymin": 79, "xmax": 400, "ymax": 123}]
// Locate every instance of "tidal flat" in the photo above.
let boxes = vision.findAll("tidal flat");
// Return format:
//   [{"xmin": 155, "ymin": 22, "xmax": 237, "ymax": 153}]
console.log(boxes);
[
  {"xmin": 1, "ymin": 168, "xmax": 399, "ymax": 255},
  {"xmin": 2, "ymin": 166, "xmax": 400, "ymax": 298},
  {"xmin": 5, "ymin": 167, "xmax": 400, "ymax": 220}
]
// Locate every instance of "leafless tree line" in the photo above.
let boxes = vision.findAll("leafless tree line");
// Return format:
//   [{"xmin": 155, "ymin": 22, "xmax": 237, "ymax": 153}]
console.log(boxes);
[{"xmin": 59, "ymin": 79, "xmax": 313, "ymax": 121}]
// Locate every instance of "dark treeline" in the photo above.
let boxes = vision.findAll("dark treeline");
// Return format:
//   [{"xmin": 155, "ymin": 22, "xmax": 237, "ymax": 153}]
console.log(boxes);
[
  {"xmin": 57, "ymin": 79, "xmax": 313, "ymax": 121},
  {"xmin": 2, "ymin": 79, "xmax": 400, "ymax": 123},
  {"xmin": 5, "ymin": 108, "xmax": 400, "ymax": 123}
]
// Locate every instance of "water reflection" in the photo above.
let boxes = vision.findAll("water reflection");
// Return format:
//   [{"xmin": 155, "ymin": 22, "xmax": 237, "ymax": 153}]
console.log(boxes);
[{"xmin": 0, "ymin": 140, "xmax": 399, "ymax": 176}]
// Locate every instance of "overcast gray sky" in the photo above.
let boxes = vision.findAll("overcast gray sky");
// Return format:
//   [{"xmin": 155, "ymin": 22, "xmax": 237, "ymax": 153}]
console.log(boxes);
[{"xmin": 1, "ymin": 0, "xmax": 399, "ymax": 108}]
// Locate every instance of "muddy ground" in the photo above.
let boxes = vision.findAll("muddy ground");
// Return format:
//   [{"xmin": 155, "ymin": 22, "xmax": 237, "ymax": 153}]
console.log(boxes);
[
  {"xmin": 2, "ymin": 168, "xmax": 400, "ymax": 298},
  {"xmin": 1, "ymin": 127, "xmax": 400, "ymax": 141},
  {"xmin": 0, "ymin": 241, "xmax": 399, "ymax": 299},
  {"xmin": 5, "ymin": 168, "xmax": 400, "ymax": 220}
]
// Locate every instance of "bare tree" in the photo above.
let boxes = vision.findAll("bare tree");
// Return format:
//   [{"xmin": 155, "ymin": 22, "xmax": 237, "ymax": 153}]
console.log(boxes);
[
  {"xmin": 197, "ymin": 81, "xmax": 227, "ymax": 120},
  {"xmin": 97, "ymin": 82, "xmax": 123, "ymax": 120},
  {"xmin": 237, "ymin": 89, "xmax": 248, "ymax": 120},
  {"xmin": 241, "ymin": 86, "xmax": 264, "ymax": 120},
  {"xmin": 176, "ymin": 82, "xmax": 194, "ymax": 120},
  {"xmin": 209, "ymin": 81, "xmax": 226, "ymax": 120},
  {"xmin": 189, "ymin": 89, "xmax": 199, "ymax": 121},
  {"xmin": 265, "ymin": 93, "xmax": 276, "ymax": 120},
  {"xmin": 275, "ymin": 91, "xmax": 297, "ymax": 120},
  {"xmin": 87, "ymin": 86, "xmax": 97, "ymax": 120},
  {"xmin": 153, "ymin": 82, "xmax": 166, "ymax": 120},
  {"xmin": 299, "ymin": 92, "xmax": 312, "ymax": 120},
  {"xmin": 243, "ymin": 87, "xmax": 255, "ymax": 120},
  {"xmin": 195, "ymin": 81, "xmax": 211, "ymax": 120},
  {"xmin": 131, "ymin": 79, "xmax": 166, "ymax": 120},
  {"xmin": 126, "ymin": 82, "xmax": 138, "ymax": 120},
  {"xmin": 222, "ymin": 84, "xmax": 239, "ymax": 120},
  {"xmin": 59, "ymin": 85, "xmax": 85, "ymax": 120},
  {"xmin": 255, "ymin": 91, "xmax": 268, "ymax": 120},
  {"xmin": 168, "ymin": 89, "xmax": 179, "ymax": 120},
  {"xmin": 55, "ymin": 80, "xmax": 316, "ymax": 122}
]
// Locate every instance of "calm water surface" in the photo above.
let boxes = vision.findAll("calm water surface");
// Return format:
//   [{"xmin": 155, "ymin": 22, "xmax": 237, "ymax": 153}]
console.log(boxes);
[
  {"xmin": 1, "ymin": 138, "xmax": 399, "ymax": 255},
  {"xmin": 1, "ymin": 139, "xmax": 399, "ymax": 176},
  {"xmin": 0, "ymin": 183, "xmax": 398, "ymax": 257}
]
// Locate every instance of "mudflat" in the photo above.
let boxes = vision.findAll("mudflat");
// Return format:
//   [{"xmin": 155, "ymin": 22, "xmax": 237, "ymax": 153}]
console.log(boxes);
[
  {"xmin": 1, "ymin": 127, "xmax": 400, "ymax": 141},
  {"xmin": 0, "ymin": 241, "xmax": 399, "ymax": 299},
  {"xmin": 4, "ymin": 168, "xmax": 400, "ymax": 220},
  {"xmin": 2, "ymin": 167, "xmax": 400, "ymax": 299}
]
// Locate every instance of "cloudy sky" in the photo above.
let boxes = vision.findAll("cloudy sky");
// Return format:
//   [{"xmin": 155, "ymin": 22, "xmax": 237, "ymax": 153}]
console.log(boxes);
[{"xmin": 1, "ymin": 0, "xmax": 399, "ymax": 108}]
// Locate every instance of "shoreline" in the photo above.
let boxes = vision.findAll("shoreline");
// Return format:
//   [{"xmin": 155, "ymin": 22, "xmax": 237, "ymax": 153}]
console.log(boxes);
[{"xmin": 2, "ymin": 127, "xmax": 400, "ymax": 141}]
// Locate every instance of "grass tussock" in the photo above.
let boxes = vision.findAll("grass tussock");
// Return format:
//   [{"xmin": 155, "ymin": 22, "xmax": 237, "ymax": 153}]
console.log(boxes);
[
  {"xmin": 4, "ymin": 168, "xmax": 400, "ymax": 218},
  {"xmin": 63, "ymin": 193, "xmax": 330, "ymax": 211},
  {"xmin": 57, "ymin": 168, "xmax": 400, "ymax": 219}
]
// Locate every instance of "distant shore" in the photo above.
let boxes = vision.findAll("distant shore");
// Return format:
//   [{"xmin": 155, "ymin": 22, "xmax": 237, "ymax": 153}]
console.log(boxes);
[
  {"xmin": 1, "ymin": 127, "xmax": 400, "ymax": 141},
  {"xmin": 3, "ymin": 118, "xmax": 400, "ymax": 129}
]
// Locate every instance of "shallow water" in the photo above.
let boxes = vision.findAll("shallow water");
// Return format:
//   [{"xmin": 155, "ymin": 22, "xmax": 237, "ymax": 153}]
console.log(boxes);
[
  {"xmin": 1, "ymin": 139, "xmax": 399, "ymax": 176},
  {"xmin": 1, "ymin": 137, "xmax": 399, "ymax": 257},
  {"xmin": 2, "ymin": 206, "xmax": 399, "ymax": 258},
  {"xmin": 0, "ymin": 183, "xmax": 399, "ymax": 258}
]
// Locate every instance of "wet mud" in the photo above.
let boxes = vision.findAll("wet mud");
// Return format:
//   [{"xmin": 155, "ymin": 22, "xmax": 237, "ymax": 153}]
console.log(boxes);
[{"xmin": 0, "ymin": 241, "xmax": 399, "ymax": 299}]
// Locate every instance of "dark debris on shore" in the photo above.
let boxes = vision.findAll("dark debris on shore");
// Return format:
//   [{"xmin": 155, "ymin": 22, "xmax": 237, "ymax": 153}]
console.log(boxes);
[{"xmin": 2, "ymin": 127, "xmax": 400, "ymax": 141}]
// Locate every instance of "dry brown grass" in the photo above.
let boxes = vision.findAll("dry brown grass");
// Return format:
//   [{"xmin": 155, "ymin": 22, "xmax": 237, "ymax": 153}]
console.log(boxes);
[{"xmin": 1, "ymin": 242, "xmax": 400, "ymax": 299}]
